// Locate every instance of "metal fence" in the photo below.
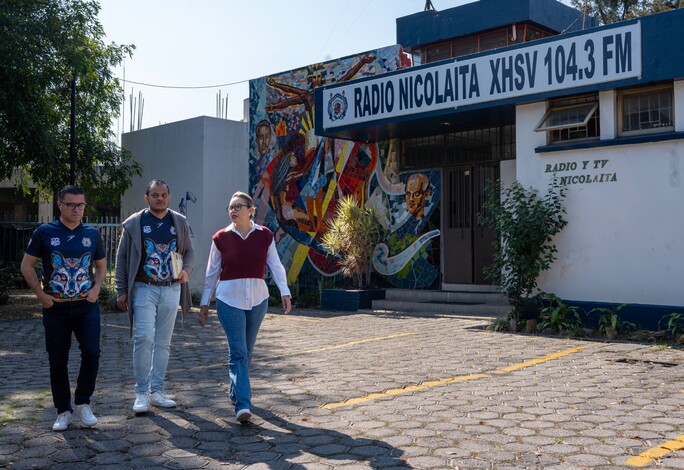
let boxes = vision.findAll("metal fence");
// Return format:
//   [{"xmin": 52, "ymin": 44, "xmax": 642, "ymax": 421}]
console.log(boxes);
[{"xmin": 0, "ymin": 217, "xmax": 122, "ymax": 285}]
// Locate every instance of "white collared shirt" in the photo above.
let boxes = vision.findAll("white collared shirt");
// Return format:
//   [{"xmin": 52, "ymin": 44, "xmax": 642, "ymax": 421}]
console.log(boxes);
[{"xmin": 200, "ymin": 223, "xmax": 290, "ymax": 310}]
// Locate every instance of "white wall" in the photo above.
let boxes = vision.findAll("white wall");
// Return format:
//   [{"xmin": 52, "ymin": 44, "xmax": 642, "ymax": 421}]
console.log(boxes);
[
  {"xmin": 121, "ymin": 116, "xmax": 248, "ymax": 293},
  {"xmin": 515, "ymin": 84, "xmax": 684, "ymax": 307}
]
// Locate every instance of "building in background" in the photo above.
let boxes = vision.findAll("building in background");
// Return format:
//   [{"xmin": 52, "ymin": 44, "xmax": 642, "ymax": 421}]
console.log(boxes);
[
  {"xmin": 121, "ymin": 116, "xmax": 248, "ymax": 290},
  {"xmin": 248, "ymin": 0, "xmax": 684, "ymax": 325}
]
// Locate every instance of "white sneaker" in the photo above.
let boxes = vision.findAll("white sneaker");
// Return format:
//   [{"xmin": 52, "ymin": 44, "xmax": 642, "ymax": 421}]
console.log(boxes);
[
  {"xmin": 133, "ymin": 393, "xmax": 149, "ymax": 413},
  {"xmin": 236, "ymin": 408, "xmax": 252, "ymax": 423},
  {"xmin": 52, "ymin": 411, "xmax": 72, "ymax": 431},
  {"xmin": 73, "ymin": 404, "xmax": 97, "ymax": 426},
  {"xmin": 150, "ymin": 391, "xmax": 177, "ymax": 408}
]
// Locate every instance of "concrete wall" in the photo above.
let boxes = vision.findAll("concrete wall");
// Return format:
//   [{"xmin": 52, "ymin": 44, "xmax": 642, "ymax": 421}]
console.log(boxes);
[
  {"xmin": 121, "ymin": 116, "xmax": 248, "ymax": 293},
  {"xmin": 515, "ymin": 81, "xmax": 684, "ymax": 307}
]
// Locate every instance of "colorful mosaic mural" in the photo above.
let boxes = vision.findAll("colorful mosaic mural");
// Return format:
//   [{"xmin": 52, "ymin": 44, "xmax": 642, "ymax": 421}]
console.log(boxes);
[{"xmin": 249, "ymin": 46, "xmax": 441, "ymax": 290}]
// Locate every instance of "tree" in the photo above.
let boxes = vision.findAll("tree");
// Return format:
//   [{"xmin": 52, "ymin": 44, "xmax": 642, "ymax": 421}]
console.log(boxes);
[
  {"xmin": 570, "ymin": 0, "xmax": 683, "ymax": 25},
  {"xmin": 0, "ymin": 0, "xmax": 141, "ymax": 206}
]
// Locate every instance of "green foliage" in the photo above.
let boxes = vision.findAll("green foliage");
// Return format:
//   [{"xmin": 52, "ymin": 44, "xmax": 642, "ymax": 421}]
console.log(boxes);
[
  {"xmin": 538, "ymin": 300, "xmax": 583, "ymax": 334},
  {"xmin": 98, "ymin": 283, "xmax": 118, "ymax": 311},
  {"xmin": 295, "ymin": 289, "xmax": 319, "ymax": 308},
  {"xmin": 481, "ymin": 179, "xmax": 567, "ymax": 320},
  {"xmin": 592, "ymin": 304, "xmax": 637, "ymax": 333},
  {"xmin": 191, "ymin": 290, "xmax": 203, "ymax": 306},
  {"xmin": 569, "ymin": 0, "xmax": 682, "ymax": 25},
  {"xmin": 320, "ymin": 195, "xmax": 384, "ymax": 289},
  {"xmin": 659, "ymin": 312, "xmax": 684, "ymax": 339},
  {"xmin": 486, "ymin": 316, "xmax": 510, "ymax": 332},
  {"xmin": 0, "ymin": 258, "xmax": 22, "ymax": 297},
  {"xmin": 0, "ymin": 0, "xmax": 141, "ymax": 203}
]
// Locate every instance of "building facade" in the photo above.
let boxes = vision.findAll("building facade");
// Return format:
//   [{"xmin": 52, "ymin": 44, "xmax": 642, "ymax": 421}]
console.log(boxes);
[
  {"xmin": 250, "ymin": 0, "xmax": 683, "ymax": 325},
  {"xmin": 121, "ymin": 116, "xmax": 248, "ymax": 289}
]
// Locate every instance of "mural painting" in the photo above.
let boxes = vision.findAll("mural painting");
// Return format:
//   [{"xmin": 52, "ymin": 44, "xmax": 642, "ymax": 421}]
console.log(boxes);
[{"xmin": 249, "ymin": 46, "xmax": 441, "ymax": 291}]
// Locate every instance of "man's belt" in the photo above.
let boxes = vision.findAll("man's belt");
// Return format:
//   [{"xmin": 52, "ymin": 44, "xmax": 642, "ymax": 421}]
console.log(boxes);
[
  {"xmin": 52, "ymin": 296, "xmax": 87, "ymax": 303},
  {"xmin": 136, "ymin": 279, "xmax": 179, "ymax": 287}
]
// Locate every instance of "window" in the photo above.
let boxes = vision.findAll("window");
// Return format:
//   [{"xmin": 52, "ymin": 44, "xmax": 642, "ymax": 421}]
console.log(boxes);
[
  {"xmin": 453, "ymin": 36, "xmax": 479, "ymax": 58},
  {"xmin": 426, "ymin": 43, "xmax": 451, "ymax": 63},
  {"xmin": 480, "ymin": 29, "xmax": 508, "ymax": 52},
  {"xmin": 535, "ymin": 95, "xmax": 600, "ymax": 143},
  {"xmin": 619, "ymin": 84, "xmax": 674, "ymax": 136}
]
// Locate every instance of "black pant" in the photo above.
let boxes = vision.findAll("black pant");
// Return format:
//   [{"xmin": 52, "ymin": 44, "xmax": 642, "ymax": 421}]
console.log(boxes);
[{"xmin": 42, "ymin": 300, "xmax": 101, "ymax": 413}]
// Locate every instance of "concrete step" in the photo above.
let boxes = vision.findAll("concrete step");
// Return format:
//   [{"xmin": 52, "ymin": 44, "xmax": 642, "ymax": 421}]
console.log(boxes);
[
  {"xmin": 368, "ymin": 299, "xmax": 511, "ymax": 318},
  {"xmin": 384, "ymin": 288, "xmax": 508, "ymax": 305}
]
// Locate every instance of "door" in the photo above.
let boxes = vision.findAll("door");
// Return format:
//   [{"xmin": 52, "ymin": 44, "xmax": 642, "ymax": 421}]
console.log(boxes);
[
  {"xmin": 444, "ymin": 167, "xmax": 473, "ymax": 283},
  {"xmin": 443, "ymin": 164, "xmax": 499, "ymax": 284}
]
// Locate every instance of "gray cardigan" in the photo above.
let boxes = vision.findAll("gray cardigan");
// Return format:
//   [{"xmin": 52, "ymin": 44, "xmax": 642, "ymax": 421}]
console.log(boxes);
[{"xmin": 115, "ymin": 209, "xmax": 195, "ymax": 335}]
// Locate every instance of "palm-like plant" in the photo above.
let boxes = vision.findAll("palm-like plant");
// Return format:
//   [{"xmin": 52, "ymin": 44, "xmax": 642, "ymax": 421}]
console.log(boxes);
[{"xmin": 321, "ymin": 195, "xmax": 383, "ymax": 289}]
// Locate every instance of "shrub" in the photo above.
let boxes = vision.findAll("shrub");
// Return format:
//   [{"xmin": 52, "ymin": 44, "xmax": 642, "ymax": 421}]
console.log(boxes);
[
  {"xmin": 98, "ymin": 283, "xmax": 119, "ymax": 311},
  {"xmin": 592, "ymin": 304, "xmax": 636, "ymax": 333},
  {"xmin": 481, "ymin": 178, "xmax": 567, "ymax": 320},
  {"xmin": 320, "ymin": 195, "xmax": 384, "ymax": 289},
  {"xmin": 538, "ymin": 300, "xmax": 583, "ymax": 334},
  {"xmin": 659, "ymin": 312, "xmax": 684, "ymax": 339}
]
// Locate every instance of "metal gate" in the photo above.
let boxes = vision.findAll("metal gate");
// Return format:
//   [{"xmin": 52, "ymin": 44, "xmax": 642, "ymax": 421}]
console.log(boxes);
[{"xmin": 443, "ymin": 164, "xmax": 498, "ymax": 284}]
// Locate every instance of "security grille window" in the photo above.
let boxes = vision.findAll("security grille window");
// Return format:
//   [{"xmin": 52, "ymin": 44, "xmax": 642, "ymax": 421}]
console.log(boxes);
[
  {"xmin": 426, "ymin": 43, "xmax": 451, "ymax": 63},
  {"xmin": 535, "ymin": 95, "xmax": 599, "ymax": 143},
  {"xmin": 401, "ymin": 125, "xmax": 515, "ymax": 171},
  {"xmin": 418, "ymin": 22, "xmax": 555, "ymax": 64},
  {"xmin": 619, "ymin": 84, "xmax": 674, "ymax": 135},
  {"xmin": 453, "ymin": 36, "xmax": 479, "ymax": 57},
  {"xmin": 480, "ymin": 29, "xmax": 508, "ymax": 52}
]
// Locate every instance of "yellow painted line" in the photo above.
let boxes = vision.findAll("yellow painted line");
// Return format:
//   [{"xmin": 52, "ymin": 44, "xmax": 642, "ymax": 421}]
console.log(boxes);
[
  {"xmin": 491, "ymin": 346, "xmax": 587, "ymax": 373},
  {"xmin": 321, "ymin": 346, "xmax": 587, "ymax": 409},
  {"xmin": 625, "ymin": 436, "xmax": 684, "ymax": 467},
  {"xmin": 262, "ymin": 332, "xmax": 417, "ymax": 360},
  {"xmin": 268, "ymin": 315, "xmax": 321, "ymax": 323},
  {"xmin": 323, "ymin": 374, "xmax": 490, "ymax": 409}
]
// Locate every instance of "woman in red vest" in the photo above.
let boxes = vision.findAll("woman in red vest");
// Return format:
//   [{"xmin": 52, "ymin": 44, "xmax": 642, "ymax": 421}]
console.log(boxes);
[{"xmin": 199, "ymin": 191, "xmax": 292, "ymax": 423}]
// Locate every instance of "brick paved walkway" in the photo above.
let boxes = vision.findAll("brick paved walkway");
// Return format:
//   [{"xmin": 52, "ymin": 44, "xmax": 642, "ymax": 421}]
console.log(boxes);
[{"xmin": 2, "ymin": 308, "xmax": 684, "ymax": 469}]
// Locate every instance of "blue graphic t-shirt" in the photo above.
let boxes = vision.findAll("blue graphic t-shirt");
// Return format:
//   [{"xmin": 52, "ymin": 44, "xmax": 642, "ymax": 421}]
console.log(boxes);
[
  {"xmin": 25, "ymin": 220, "xmax": 105, "ymax": 300},
  {"xmin": 136, "ymin": 210, "xmax": 178, "ymax": 283}
]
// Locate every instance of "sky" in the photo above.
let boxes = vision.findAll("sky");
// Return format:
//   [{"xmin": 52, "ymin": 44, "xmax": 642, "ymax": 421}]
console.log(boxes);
[{"xmin": 97, "ymin": 0, "xmax": 573, "ymax": 136}]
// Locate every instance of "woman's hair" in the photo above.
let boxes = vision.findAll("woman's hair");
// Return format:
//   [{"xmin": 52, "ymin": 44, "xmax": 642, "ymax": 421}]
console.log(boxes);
[{"xmin": 231, "ymin": 191, "xmax": 254, "ymax": 219}]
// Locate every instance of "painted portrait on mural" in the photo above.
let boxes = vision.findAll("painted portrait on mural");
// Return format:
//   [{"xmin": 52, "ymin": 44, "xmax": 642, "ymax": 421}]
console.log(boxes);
[
  {"xmin": 370, "ymin": 168, "xmax": 441, "ymax": 289},
  {"xmin": 248, "ymin": 45, "xmax": 440, "ymax": 288},
  {"xmin": 405, "ymin": 173, "xmax": 431, "ymax": 219}
]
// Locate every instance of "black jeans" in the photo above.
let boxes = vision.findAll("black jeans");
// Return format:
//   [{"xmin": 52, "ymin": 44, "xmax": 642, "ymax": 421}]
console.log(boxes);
[{"xmin": 42, "ymin": 300, "xmax": 101, "ymax": 414}]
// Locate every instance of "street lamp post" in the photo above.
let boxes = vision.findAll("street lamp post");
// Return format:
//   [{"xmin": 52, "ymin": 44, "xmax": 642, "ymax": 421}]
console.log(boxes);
[{"xmin": 69, "ymin": 74, "xmax": 76, "ymax": 185}]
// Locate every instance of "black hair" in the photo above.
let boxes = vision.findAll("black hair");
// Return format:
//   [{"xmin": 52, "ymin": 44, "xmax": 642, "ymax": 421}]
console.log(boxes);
[{"xmin": 146, "ymin": 179, "xmax": 170, "ymax": 196}]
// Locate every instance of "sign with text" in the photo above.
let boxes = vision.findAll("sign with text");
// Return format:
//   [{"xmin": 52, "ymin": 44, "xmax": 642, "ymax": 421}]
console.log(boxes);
[{"xmin": 322, "ymin": 22, "xmax": 641, "ymax": 129}]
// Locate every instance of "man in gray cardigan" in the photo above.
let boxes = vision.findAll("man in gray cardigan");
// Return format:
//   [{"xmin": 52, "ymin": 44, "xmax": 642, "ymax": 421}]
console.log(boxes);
[{"xmin": 115, "ymin": 179, "xmax": 194, "ymax": 413}]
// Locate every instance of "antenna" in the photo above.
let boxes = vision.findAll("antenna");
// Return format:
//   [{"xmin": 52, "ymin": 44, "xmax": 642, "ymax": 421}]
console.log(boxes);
[
  {"xmin": 216, "ymin": 90, "xmax": 229, "ymax": 119},
  {"xmin": 128, "ymin": 88, "xmax": 144, "ymax": 131},
  {"xmin": 560, "ymin": 16, "xmax": 580, "ymax": 34}
]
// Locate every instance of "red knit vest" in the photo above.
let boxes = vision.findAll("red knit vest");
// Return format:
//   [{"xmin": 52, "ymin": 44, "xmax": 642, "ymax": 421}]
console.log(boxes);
[{"xmin": 212, "ymin": 226, "xmax": 274, "ymax": 280}]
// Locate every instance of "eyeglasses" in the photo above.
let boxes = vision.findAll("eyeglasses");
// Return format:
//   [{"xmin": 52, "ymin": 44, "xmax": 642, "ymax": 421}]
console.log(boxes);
[
  {"xmin": 227, "ymin": 203, "xmax": 250, "ymax": 212},
  {"xmin": 60, "ymin": 201, "xmax": 87, "ymax": 211}
]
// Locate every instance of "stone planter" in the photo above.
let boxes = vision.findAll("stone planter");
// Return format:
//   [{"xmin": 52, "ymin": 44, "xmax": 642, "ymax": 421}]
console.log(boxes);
[
  {"xmin": 605, "ymin": 326, "xmax": 617, "ymax": 340},
  {"xmin": 320, "ymin": 288, "xmax": 385, "ymax": 312}
]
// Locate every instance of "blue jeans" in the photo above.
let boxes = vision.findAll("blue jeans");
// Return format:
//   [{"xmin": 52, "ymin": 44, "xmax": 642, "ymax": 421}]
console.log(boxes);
[
  {"xmin": 132, "ymin": 282, "xmax": 181, "ymax": 394},
  {"xmin": 217, "ymin": 298, "xmax": 268, "ymax": 413},
  {"xmin": 42, "ymin": 300, "xmax": 101, "ymax": 414}
]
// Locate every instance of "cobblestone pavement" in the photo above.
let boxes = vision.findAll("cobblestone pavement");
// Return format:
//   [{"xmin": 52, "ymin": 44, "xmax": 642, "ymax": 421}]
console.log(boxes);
[{"xmin": 2, "ymin": 308, "xmax": 684, "ymax": 469}]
